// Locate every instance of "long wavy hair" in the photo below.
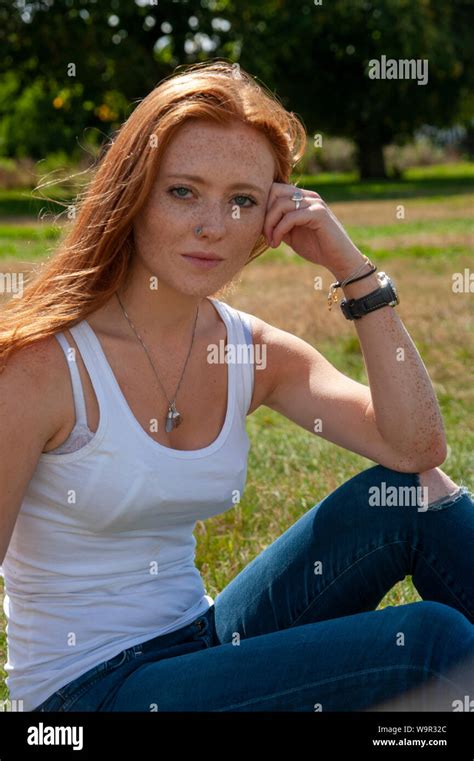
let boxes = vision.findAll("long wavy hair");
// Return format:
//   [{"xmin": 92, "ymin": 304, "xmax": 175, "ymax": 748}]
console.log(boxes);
[{"xmin": 0, "ymin": 59, "xmax": 306, "ymax": 370}]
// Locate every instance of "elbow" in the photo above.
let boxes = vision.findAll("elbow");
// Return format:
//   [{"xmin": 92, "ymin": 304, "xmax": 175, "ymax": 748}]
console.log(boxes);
[
  {"xmin": 407, "ymin": 434, "xmax": 448, "ymax": 473},
  {"xmin": 433, "ymin": 437, "xmax": 449, "ymax": 467},
  {"xmin": 388, "ymin": 432, "xmax": 448, "ymax": 473},
  {"xmin": 427, "ymin": 431, "xmax": 449, "ymax": 469}
]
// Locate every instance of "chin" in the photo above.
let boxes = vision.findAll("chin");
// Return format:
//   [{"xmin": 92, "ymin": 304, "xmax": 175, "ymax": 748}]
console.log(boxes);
[{"xmin": 169, "ymin": 279, "xmax": 225, "ymax": 299}]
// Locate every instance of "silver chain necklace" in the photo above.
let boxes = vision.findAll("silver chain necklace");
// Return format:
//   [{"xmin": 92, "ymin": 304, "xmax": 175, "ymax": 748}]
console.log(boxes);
[{"xmin": 115, "ymin": 291, "xmax": 200, "ymax": 433}]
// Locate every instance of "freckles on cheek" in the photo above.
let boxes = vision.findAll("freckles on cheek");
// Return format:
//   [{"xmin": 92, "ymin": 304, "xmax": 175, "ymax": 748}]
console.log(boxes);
[
  {"xmin": 140, "ymin": 197, "xmax": 175, "ymax": 234},
  {"xmin": 234, "ymin": 208, "xmax": 265, "ymax": 238},
  {"xmin": 249, "ymin": 217, "xmax": 266, "ymax": 244},
  {"xmin": 146, "ymin": 194, "xmax": 169, "ymax": 218},
  {"xmin": 230, "ymin": 222, "xmax": 258, "ymax": 248}
]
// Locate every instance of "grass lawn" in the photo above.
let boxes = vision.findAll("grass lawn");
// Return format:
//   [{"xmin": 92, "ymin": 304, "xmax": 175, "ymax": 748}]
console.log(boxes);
[{"xmin": 1, "ymin": 163, "xmax": 473, "ymax": 702}]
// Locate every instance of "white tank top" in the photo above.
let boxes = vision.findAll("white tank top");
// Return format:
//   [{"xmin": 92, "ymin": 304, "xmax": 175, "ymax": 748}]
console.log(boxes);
[{"xmin": 1, "ymin": 297, "xmax": 254, "ymax": 711}]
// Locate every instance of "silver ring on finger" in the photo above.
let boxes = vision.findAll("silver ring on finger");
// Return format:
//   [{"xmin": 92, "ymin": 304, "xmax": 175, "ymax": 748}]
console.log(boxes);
[{"xmin": 291, "ymin": 189, "xmax": 304, "ymax": 210}]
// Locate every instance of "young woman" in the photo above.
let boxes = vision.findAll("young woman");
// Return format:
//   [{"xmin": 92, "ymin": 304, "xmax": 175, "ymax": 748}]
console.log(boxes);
[{"xmin": 1, "ymin": 60, "xmax": 473, "ymax": 713}]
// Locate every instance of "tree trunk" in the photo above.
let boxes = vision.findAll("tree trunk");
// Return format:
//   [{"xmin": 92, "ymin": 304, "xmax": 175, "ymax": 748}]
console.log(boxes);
[
  {"xmin": 355, "ymin": 139, "xmax": 388, "ymax": 180},
  {"xmin": 462, "ymin": 123, "xmax": 474, "ymax": 161}
]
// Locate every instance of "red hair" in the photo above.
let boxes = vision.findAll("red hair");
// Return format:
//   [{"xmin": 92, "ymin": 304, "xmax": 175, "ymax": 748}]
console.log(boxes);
[{"xmin": 0, "ymin": 59, "xmax": 306, "ymax": 369}]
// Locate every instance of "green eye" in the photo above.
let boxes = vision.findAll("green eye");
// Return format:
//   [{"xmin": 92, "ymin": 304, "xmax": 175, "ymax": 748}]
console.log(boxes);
[
  {"xmin": 169, "ymin": 186, "xmax": 191, "ymax": 198},
  {"xmin": 168, "ymin": 187, "xmax": 257, "ymax": 207},
  {"xmin": 234, "ymin": 195, "xmax": 257, "ymax": 208}
]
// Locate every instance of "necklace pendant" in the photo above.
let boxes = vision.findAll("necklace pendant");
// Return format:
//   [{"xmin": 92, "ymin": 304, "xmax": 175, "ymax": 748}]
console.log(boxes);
[{"xmin": 165, "ymin": 403, "xmax": 182, "ymax": 432}]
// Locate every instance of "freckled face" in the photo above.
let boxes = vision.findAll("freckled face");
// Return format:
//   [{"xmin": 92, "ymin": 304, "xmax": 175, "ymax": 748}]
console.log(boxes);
[{"xmin": 132, "ymin": 119, "xmax": 276, "ymax": 296}]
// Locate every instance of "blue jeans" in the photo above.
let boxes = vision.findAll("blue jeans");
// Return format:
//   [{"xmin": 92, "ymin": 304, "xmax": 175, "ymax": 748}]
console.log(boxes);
[{"xmin": 32, "ymin": 464, "xmax": 474, "ymax": 712}]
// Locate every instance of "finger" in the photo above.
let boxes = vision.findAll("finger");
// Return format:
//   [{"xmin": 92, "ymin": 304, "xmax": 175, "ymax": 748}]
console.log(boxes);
[
  {"xmin": 264, "ymin": 182, "xmax": 306, "ymax": 218},
  {"xmin": 263, "ymin": 195, "xmax": 289, "ymax": 244},
  {"xmin": 304, "ymin": 189, "xmax": 323, "ymax": 200},
  {"xmin": 264, "ymin": 194, "xmax": 311, "ymax": 245},
  {"xmin": 265, "ymin": 181, "xmax": 293, "ymax": 211},
  {"xmin": 270, "ymin": 207, "xmax": 314, "ymax": 247}
]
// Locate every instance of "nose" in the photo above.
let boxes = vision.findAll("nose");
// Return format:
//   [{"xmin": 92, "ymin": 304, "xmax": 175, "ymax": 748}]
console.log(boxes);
[{"xmin": 193, "ymin": 201, "xmax": 228, "ymax": 239}]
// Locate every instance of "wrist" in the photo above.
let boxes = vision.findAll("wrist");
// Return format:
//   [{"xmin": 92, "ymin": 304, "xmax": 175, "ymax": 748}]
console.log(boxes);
[
  {"xmin": 327, "ymin": 250, "xmax": 378, "ymax": 307},
  {"xmin": 329, "ymin": 249, "xmax": 367, "ymax": 282},
  {"xmin": 341, "ymin": 271, "xmax": 381, "ymax": 299}
]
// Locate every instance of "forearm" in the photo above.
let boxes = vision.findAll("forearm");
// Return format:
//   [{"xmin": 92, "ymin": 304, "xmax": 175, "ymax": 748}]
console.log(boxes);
[{"xmin": 333, "ymin": 256, "xmax": 447, "ymax": 465}]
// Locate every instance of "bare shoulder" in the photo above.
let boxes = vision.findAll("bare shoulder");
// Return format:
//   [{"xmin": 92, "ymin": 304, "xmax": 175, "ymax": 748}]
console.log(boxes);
[
  {"xmin": 2, "ymin": 333, "xmax": 63, "ymax": 385},
  {"xmin": 241, "ymin": 311, "xmax": 313, "ymax": 413},
  {"xmin": 0, "ymin": 333, "xmax": 70, "ymax": 444}
]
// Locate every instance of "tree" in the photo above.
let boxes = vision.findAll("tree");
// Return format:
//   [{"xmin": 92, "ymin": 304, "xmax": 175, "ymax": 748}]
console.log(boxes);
[
  {"xmin": 221, "ymin": 0, "xmax": 474, "ymax": 178},
  {"xmin": 0, "ymin": 0, "xmax": 222, "ymax": 159},
  {"xmin": 0, "ymin": 0, "xmax": 472, "ymax": 179}
]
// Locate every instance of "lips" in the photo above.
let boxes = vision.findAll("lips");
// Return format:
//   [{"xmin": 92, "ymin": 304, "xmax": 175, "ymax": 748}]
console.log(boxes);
[
  {"xmin": 181, "ymin": 253, "xmax": 223, "ymax": 270},
  {"xmin": 181, "ymin": 252, "xmax": 223, "ymax": 261}
]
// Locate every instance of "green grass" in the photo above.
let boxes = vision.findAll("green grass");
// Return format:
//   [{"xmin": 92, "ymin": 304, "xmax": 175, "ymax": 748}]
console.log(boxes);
[
  {"xmin": 1, "ymin": 162, "xmax": 473, "ymax": 704},
  {"xmin": 0, "ymin": 225, "xmax": 62, "ymax": 260},
  {"xmin": 264, "ymin": 243, "xmax": 471, "ymax": 265},
  {"xmin": 346, "ymin": 218, "xmax": 474, "ymax": 237},
  {"xmin": 295, "ymin": 162, "xmax": 474, "ymax": 202},
  {"xmin": 0, "ymin": 188, "xmax": 75, "ymax": 218}
]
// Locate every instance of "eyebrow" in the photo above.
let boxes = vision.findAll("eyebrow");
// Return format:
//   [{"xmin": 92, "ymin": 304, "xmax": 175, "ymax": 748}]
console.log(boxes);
[{"xmin": 163, "ymin": 173, "xmax": 265, "ymax": 193}]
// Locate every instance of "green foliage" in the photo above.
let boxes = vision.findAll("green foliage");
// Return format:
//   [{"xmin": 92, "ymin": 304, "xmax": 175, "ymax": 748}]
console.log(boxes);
[{"xmin": 0, "ymin": 0, "xmax": 473, "ymax": 176}]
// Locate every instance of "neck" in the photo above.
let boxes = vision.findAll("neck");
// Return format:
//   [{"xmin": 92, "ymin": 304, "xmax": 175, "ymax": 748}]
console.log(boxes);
[{"xmin": 116, "ymin": 272, "xmax": 207, "ymax": 344}]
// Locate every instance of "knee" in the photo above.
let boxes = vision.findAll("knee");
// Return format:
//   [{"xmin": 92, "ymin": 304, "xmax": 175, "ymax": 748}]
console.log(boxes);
[
  {"xmin": 371, "ymin": 601, "xmax": 474, "ymax": 710},
  {"xmin": 418, "ymin": 467, "xmax": 461, "ymax": 507},
  {"xmin": 334, "ymin": 463, "xmax": 465, "ymax": 514},
  {"xmin": 406, "ymin": 599, "xmax": 464, "ymax": 625},
  {"xmin": 401, "ymin": 601, "xmax": 474, "ymax": 660}
]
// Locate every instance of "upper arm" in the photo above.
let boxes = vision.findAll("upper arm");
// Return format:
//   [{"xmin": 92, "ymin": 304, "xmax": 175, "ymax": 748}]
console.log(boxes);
[
  {"xmin": 255, "ymin": 319, "xmax": 427, "ymax": 472},
  {"xmin": 0, "ymin": 337, "xmax": 63, "ymax": 564}
]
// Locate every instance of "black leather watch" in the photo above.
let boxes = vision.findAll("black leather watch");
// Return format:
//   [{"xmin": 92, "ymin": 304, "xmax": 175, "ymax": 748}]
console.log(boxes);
[{"xmin": 340, "ymin": 272, "xmax": 399, "ymax": 320}]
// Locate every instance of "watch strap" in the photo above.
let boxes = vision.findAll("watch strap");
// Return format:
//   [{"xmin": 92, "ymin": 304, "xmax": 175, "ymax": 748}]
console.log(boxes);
[{"xmin": 340, "ymin": 275, "xmax": 398, "ymax": 320}]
